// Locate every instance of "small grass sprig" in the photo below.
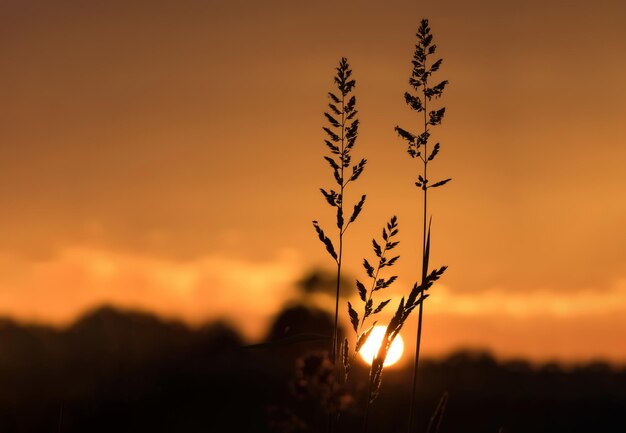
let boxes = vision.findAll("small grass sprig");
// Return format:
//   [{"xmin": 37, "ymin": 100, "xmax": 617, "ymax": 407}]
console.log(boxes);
[
  {"xmin": 312, "ymin": 57, "xmax": 367, "ymax": 367},
  {"xmin": 394, "ymin": 18, "xmax": 450, "ymax": 433},
  {"xmin": 369, "ymin": 261, "xmax": 447, "ymax": 405},
  {"xmin": 358, "ymin": 253, "xmax": 446, "ymax": 433},
  {"xmin": 425, "ymin": 391, "xmax": 449, "ymax": 433},
  {"xmin": 341, "ymin": 216, "xmax": 400, "ymax": 381}
]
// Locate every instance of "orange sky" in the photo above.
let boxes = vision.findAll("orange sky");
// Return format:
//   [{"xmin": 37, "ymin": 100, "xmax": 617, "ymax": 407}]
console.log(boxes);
[{"xmin": 1, "ymin": 0, "xmax": 626, "ymax": 363}]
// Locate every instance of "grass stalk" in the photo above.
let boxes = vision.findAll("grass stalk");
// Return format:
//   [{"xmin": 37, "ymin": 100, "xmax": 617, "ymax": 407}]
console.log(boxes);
[
  {"xmin": 394, "ymin": 18, "xmax": 450, "ymax": 433},
  {"xmin": 331, "ymin": 88, "xmax": 347, "ymax": 363},
  {"xmin": 313, "ymin": 58, "xmax": 365, "ymax": 364},
  {"xmin": 345, "ymin": 217, "xmax": 399, "ymax": 379},
  {"xmin": 408, "ymin": 66, "xmax": 431, "ymax": 433},
  {"xmin": 342, "ymin": 217, "xmax": 400, "ymax": 431},
  {"xmin": 313, "ymin": 57, "xmax": 367, "ymax": 430}
]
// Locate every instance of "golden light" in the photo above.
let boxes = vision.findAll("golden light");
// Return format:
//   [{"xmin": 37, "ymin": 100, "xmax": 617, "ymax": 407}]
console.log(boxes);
[{"xmin": 359, "ymin": 325, "xmax": 405, "ymax": 367}]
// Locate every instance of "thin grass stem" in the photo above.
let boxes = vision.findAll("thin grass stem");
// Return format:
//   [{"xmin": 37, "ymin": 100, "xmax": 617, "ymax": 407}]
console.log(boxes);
[
  {"xmin": 395, "ymin": 19, "xmax": 450, "ymax": 433},
  {"xmin": 408, "ymin": 68, "xmax": 430, "ymax": 433}
]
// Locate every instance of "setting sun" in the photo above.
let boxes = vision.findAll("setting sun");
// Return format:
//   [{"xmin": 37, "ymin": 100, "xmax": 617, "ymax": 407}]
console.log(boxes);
[{"xmin": 359, "ymin": 325, "xmax": 405, "ymax": 367}]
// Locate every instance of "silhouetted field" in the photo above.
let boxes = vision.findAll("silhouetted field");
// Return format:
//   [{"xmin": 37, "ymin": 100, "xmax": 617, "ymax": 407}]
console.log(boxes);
[{"xmin": 1, "ymin": 305, "xmax": 624, "ymax": 432}]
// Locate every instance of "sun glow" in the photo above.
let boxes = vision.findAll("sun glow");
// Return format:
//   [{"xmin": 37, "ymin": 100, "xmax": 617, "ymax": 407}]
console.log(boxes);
[{"xmin": 359, "ymin": 325, "xmax": 405, "ymax": 367}]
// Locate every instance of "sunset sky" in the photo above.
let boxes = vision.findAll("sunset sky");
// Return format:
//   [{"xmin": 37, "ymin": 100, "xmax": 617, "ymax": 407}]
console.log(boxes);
[{"xmin": 2, "ymin": 0, "xmax": 626, "ymax": 363}]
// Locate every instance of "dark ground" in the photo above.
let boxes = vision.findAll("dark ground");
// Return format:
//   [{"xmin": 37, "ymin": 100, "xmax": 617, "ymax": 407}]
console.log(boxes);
[{"xmin": 1, "ymin": 304, "xmax": 624, "ymax": 433}]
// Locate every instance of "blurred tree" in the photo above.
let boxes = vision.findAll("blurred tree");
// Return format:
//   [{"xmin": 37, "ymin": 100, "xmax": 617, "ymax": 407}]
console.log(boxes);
[{"xmin": 297, "ymin": 268, "xmax": 354, "ymax": 299}]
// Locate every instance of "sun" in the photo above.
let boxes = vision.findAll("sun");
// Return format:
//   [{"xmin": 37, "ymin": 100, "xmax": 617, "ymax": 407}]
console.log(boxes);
[{"xmin": 359, "ymin": 325, "xmax": 405, "ymax": 367}]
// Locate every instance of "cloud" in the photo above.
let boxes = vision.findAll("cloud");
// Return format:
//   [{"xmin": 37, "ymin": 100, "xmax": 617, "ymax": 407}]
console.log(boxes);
[
  {"xmin": 344, "ymin": 281, "xmax": 626, "ymax": 363},
  {"xmin": 1, "ymin": 246, "xmax": 625, "ymax": 362},
  {"xmin": 429, "ymin": 281, "xmax": 626, "ymax": 318},
  {"xmin": 0, "ymin": 246, "xmax": 302, "ymax": 340},
  {"xmin": 421, "ymin": 282, "xmax": 626, "ymax": 362}
]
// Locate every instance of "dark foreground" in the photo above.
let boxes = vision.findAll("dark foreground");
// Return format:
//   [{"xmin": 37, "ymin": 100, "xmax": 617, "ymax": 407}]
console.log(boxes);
[{"xmin": 1, "ymin": 305, "xmax": 625, "ymax": 433}]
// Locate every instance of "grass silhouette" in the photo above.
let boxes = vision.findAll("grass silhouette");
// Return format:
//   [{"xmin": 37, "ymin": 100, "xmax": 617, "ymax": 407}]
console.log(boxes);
[
  {"xmin": 313, "ymin": 57, "xmax": 367, "ymax": 369},
  {"xmin": 345, "ymin": 216, "xmax": 401, "ymax": 382},
  {"xmin": 310, "ymin": 18, "xmax": 452, "ymax": 433},
  {"xmin": 312, "ymin": 57, "xmax": 367, "ymax": 433},
  {"xmin": 344, "ymin": 216, "xmax": 401, "ymax": 430},
  {"xmin": 394, "ymin": 18, "xmax": 450, "ymax": 433}
]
